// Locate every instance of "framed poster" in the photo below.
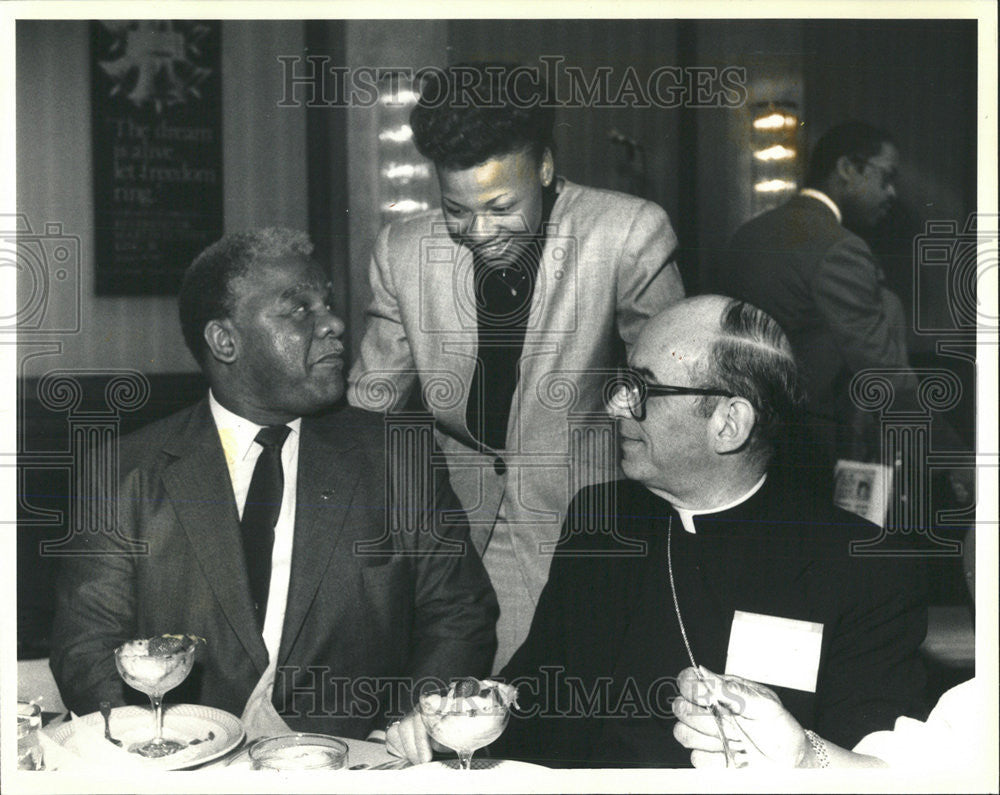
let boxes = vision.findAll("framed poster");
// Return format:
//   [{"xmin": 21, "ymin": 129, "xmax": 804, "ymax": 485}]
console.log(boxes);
[{"xmin": 90, "ymin": 20, "xmax": 223, "ymax": 295}]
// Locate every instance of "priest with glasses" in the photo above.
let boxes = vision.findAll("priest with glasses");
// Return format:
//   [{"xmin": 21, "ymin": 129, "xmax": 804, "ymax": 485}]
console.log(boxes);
[{"xmin": 388, "ymin": 295, "xmax": 928, "ymax": 768}]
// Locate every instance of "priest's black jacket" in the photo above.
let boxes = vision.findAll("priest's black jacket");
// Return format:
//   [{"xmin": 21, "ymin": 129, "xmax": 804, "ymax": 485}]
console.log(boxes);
[{"xmin": 493, "ymin": 475, "xmax": 928, "ymax": 767}]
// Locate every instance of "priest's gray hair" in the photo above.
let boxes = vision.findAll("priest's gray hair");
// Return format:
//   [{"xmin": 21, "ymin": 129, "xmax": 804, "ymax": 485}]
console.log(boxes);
[{"xmin": 698, "ymin": 299, "xmax": 803, "ymax": 461}]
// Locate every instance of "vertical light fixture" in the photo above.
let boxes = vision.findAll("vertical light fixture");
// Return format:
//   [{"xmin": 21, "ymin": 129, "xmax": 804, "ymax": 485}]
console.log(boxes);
[
  {"xmin": 751, "ymin": 102, "xmax": 800, "ymax": 216},
  {"xmin": 376, "ymin": 74, "xmax": 435, "ymax": 226}
]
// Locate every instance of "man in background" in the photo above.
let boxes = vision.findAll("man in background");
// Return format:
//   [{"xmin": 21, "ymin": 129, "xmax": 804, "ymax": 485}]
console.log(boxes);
[{"xmin": 716, "ymin": 122, "xmax": 910, "ymax": 472}]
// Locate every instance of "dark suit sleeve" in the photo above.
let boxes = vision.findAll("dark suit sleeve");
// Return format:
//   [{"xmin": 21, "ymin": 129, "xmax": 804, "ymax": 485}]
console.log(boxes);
[
  {"xmin": 812, "ymin": 236, "xmax": 971, "ymax": 462},
  {"xmin": 814, "ymin": 554, "xmax": 929, "ymax": 748},
  {"xmin": 812, "ymin": 237, "xmax": 913, "ymax": 375},
  {"xmin": 49, "ymin": 470, "xmax": 141, "ymax": 715},
  {"xmin": 396, "ymin": 449, "xmax": 499, "ymax": 705}
]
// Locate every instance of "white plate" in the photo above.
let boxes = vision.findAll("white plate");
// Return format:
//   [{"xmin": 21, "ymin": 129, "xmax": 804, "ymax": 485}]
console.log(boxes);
[
  {"xmin": 411, "ymin": 758, "xmax": 548, "ymax": 771},
  {"xmin": 48, "ymin": 704, "xmax": 244, "ymax": 770}
]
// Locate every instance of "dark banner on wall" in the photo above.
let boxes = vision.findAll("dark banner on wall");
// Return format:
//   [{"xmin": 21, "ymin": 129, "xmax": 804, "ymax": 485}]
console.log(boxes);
[{"xmin": 91, "ymin": 20, "xmax": 223, "ymax": 295}]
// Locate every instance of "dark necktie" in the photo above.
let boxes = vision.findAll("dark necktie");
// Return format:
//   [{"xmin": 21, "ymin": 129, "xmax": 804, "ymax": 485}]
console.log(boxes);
[{"xmin": 240, "ymin": 424, "xmax": 291, "ymax": 628}]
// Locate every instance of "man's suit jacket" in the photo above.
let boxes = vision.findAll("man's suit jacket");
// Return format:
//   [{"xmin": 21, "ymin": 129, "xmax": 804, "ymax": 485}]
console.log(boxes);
[
  {"xmin": 716, "ymin": 194, "xmax": 913, "ymax": 463},
  {"xmin": 347, "ymin": 178, "xmax": 684, "ymax": 662},
  {"xmin": 50, "ymin": 400, "xmax": 498, "ymax": 738},
  {"xmin": 494, "ymin": 476, "xmax": 928, "ymax": 767}
]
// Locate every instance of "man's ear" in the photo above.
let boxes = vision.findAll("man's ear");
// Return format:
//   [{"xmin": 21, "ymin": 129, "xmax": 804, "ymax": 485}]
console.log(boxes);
[
  {"xmin": 711, "ymin": 397, "xmax": 756, "ymax": 454},
  {"xmin": 204, "ymin": 318, "xmax": 237, "ymax": 364},
  {"xmin": 539, "ymin": 147, "xmax": 555, "ymax": 187},
  {"xmin": 835, "ymin": 154, "xmax": 861, "ymax": 183}
]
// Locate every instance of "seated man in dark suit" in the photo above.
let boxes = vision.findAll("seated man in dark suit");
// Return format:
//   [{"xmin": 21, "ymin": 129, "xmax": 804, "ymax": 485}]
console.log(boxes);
[
  {"xmin": 50, "ymin": 228, "xmax": 498, "ymax": 739},
  {"xmin": 387, "ymin": 295, "xmax": 927, "ymax": 767}
]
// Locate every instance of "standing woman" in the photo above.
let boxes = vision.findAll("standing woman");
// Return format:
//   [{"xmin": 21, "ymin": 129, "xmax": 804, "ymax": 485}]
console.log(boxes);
[{"xmin": 348, "ymin": 63, "xmax": 684, "ymax": 669}]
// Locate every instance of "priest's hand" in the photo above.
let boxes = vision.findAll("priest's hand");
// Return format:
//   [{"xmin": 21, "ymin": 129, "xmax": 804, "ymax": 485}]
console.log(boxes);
[{"xmin": 671, "ymin": 666, "xmax": 811, "ymax": 768}]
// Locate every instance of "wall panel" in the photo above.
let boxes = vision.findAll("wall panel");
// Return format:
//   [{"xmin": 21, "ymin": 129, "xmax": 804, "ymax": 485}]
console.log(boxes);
[{"xmin": 16, "ymin": 20, "xmax": 309, "ymax": 378}]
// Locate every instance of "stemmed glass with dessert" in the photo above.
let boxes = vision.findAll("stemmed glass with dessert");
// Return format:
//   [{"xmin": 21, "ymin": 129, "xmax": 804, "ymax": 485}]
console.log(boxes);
[
  {"xmin": 417, "ymin": 677, "xmax": 517, "ymax": 770},
  {"xmin": 113, "ymin": 634, "xmax": 201, "ymax": 758}
]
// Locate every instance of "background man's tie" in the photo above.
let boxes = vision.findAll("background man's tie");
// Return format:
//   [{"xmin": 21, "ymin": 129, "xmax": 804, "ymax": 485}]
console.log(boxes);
[{"xmin": 240, "ymin": 425, "xmax": 291, "ymax": 628}]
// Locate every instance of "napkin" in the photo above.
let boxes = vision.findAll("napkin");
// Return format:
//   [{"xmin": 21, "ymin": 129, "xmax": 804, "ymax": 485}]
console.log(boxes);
[
  {"xmin": 39, "ymin": 712, "xmax": 148, "ymax": 771},
  {"xmin": 240, "ymin": 688, "xmax": 292, "ymax": 741},
  {"xmin": 37, "ymin": 730, "xmax": 83, "ymax": 771}
]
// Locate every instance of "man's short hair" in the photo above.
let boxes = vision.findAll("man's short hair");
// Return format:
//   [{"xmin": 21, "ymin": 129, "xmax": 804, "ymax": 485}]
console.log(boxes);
[
  {"xmin": 410, "ymin": 62, "xmax": 556, "ymax": 170},
  {"xmin": 697, "ymin": 299, "xmax": 802, "ymax": 461},
  {"xmin": 178, "ymin": 228, "xmax": 314, "ymax": 365},
  {"xmin": 805, "ymin": 121, "xmax": 895, "ymax": 188}
]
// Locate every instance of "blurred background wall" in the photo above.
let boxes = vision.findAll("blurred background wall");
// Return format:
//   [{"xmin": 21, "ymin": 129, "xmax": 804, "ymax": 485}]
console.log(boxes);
[
  {"xmin": 17, "ymin": 18, "xmax": 976, "ymax": 372},
  {"xmin": 16, "ymin": 20, "xmax": 310, "ymax": 379}
]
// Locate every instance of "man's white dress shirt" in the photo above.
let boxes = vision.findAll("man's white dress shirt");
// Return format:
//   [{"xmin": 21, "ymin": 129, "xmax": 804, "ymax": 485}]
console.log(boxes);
[
  {"xmin": 208, "ymin": 391, "xmax": 300, "ymax": 731},
  {"xmin": 799, "ymin": 187, "xmax": 843, "ymax": 224}
]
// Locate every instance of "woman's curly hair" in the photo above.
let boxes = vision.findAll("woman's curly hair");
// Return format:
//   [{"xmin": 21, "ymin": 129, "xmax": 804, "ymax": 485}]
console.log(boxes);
[{"xmin": 410, "ymin": 63, "xmax": 556, "ymax": 169}]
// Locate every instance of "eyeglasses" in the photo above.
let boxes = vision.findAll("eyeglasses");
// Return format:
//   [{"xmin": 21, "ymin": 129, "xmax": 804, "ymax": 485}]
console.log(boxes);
[{"xmin": 606, "ymin": 367, "xmax": 735, "ymax": 421}]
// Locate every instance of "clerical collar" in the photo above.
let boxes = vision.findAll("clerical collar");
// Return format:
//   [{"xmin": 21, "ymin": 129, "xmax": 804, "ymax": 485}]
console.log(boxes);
[
  {"xmin": 799, "ymin": 188, "xmax": 842, "ymax": 224},
  {"xmin": 647, "ymin": 474, "xmax": 768, "ymax": 534}
]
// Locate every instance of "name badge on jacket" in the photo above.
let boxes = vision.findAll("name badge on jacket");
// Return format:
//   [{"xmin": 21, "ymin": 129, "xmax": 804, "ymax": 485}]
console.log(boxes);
[{"xmin": 724, "ymin": 610, "xmax": 824, "ymax": 693}]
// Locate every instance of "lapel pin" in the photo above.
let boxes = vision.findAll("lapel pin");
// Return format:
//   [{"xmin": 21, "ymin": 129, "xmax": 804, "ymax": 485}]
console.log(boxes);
[{"xmin": 320, "ymin": 490, "xmax": 334, "ymax": 501}]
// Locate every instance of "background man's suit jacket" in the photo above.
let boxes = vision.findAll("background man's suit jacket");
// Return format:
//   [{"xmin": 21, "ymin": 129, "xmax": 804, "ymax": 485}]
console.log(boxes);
[
  {"xmin": 347, "ymin": 178, "xmax": 684, "ymax": 666},
  {"xmin": 50, "ymin": 400, "xmax": 498, "ymax": 738},
  {"xmin": 715, "ymin": 193, "xmax": 912, "ymax": 464}
]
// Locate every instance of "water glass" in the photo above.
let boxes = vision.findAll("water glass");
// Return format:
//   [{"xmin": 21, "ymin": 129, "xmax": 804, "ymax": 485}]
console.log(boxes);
[
  {"xmin": 17, "ymin": 702, "xmax": 44, "ymax": 770},
  {"xmin": 249, "ymin": 734, "xmax": 349, "ymax": 770}
]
